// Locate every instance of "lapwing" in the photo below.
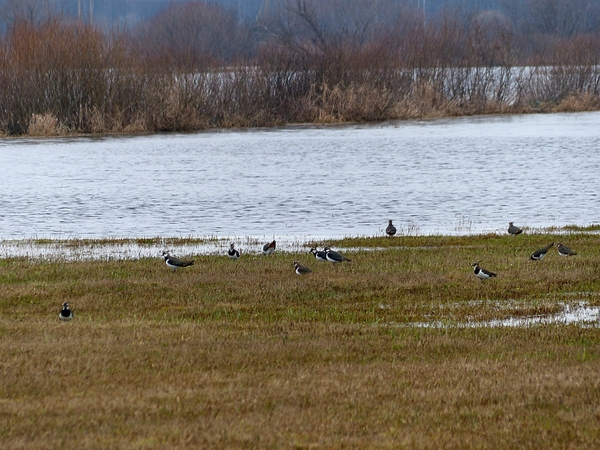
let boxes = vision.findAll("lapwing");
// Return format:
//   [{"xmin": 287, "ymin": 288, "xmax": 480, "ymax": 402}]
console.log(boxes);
[
  {"xmin": 508, "ymin": 222, "xmax": 523, "ymax": 236},
  {"xmin": 324, "ymin": 247, "xmax": 352, "ymax": 263},
  {"xmin": 310, "ymin": 248, "xmax": 328, "ymax": 261},
  {"xmin": 262, "ymin": 240, "xmax": 276, "ymax": 255},
  {"xmin": 557, "ymin": 242, "xmax": 577, "ymax": 257},
  {"xmin": 59, "ymin": 302, "xmax": 73, "ymax": 321},
  {"xmin": 386, "ymin": 220, "xmax": 397, "ymax": 237},
  {"xmin": 228, "ymin": 243, "xmax": 240, "ymax": 260},
  {"xmin": 471, "ymin": 261, "xmax": 497, "ymax": 280},
  {"xmin": 530, "ymin": 243, "xmax": 554, "ymax": 260},
  {"xmin": 293, "ymin": 261, "xmax": 312, "ymax": 275},
  {"xmin": 162, "ymin": 251, "xmax": 194, "ymax": 271}
]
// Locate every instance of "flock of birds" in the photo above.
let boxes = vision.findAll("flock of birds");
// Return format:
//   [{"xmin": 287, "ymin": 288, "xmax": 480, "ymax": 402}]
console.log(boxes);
[
  {"xmin": 160, "ymin": 240, "xmax": 353, "ymax": 278},
  {"xmin": 471, "ymin": 222, "xmax": 577, "ymax": 280},
  {"xmin": 58, "ymin": 220, "xmax": 578, "ymax": 321}
]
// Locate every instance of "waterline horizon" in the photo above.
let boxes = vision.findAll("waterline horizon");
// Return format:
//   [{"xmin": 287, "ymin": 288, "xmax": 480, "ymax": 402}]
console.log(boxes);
[{"xmin": 1, "ymin": 224, "xmax": 598, "ymax": 262}]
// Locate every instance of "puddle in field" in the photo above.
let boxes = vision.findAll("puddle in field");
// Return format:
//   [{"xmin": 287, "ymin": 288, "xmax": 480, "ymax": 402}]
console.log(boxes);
[{"xmin": 400, "ymin": 301, "xmax": 600, "ymax": 328}]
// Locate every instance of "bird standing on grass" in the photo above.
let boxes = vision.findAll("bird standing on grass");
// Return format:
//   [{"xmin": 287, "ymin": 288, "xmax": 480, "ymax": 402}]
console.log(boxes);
[
  {"xmin": 530, "ymin": 243, "xmax": 554, "ymax": 260},
  {"xmin": 471, "ymin": 261, "xmax": 497, "ymax": 280},
  {"xmin": 386, "ymin": 220, "xmax": 397, "ymax": 237},
  {"xmin": 162, "ymin": 251, "xmax": 194, "ymax": 271},
  {"xmin": 293, "ymin": 261, "xmax": 312, "ymax": 275},
  {"xmin": 59, "ymin": 302, "xmax": 73, "ymax": 321},
  {"xmin": 262, "ymin": 240, "xmax": 276, "ymax": 255},
  {"xmin": 508, "ymin": 222, "xmax": 523, "ymax": 236},
  {"xmin": 324, "ymin": 247, "xmax": 352, "ymax": 263},
  {"xmin": 557, "ymin": 243, "xmax": 577, "ymax": 257},
  {"xmin": 228, "ymin": 243, "xmax": 240, "ymax": 260},
  {"xmin": 310, "ymin": 248, "xmax": 328, "ymax": 261}
]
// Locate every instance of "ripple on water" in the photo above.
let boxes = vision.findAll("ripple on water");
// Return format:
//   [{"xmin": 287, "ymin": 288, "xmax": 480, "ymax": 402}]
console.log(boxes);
[{"xmin": 1, "ymin": 112, "xmax": 600, "ymax": 238}]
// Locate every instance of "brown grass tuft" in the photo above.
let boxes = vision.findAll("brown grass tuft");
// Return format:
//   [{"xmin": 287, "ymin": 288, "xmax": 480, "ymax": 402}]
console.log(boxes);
[
  {"xmin": 553, "ymin": 91, "xmax": 600, "ymax": 112},
  {"xmin": 27, "ymin": 113, "xmax": 66, "ymax": 136}
]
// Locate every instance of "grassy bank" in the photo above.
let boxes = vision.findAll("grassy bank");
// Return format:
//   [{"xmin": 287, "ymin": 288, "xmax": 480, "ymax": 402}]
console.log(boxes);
[{"xmin": 1, "ymin": 233, "xmax": 599, "ymax": 448}]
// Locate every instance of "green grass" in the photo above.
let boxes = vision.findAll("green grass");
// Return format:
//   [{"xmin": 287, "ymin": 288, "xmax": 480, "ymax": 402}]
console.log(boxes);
[
  {"xmin": 560, "ymin": 223, "xmax": 600, "ymax": 232},
  {"xmin": 0, "ymin": 233, "xmax": 599, "ymax": 449}
]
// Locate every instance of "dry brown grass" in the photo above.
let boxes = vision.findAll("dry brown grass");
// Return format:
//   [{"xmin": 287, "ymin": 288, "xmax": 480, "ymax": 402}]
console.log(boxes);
[
  {"xmin": 552, "ymin": 92, "xmax": 600, "ymax": 113},
  {"xmin": 27, "ymin": 113, "xmax": 66, "ymax": 136},
  {"xmin": 1, "ymin": 232, "xmax": 599, "ymax": 448}
]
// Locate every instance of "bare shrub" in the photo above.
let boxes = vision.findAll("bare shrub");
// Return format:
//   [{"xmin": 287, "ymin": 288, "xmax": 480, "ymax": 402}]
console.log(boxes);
[
  {"xmin": 0, "ymin": 16, "xmax": 135, "ymax": 134},
  {"xmin": 133, "ymin": 1, "xmax": 254, "ymax": 71}
]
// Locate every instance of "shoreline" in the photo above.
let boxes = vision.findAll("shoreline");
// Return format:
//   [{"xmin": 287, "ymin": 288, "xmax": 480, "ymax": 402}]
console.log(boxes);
[
  {"xmin": 2, "ymin": 225, "xmax": 599, "ymax": 261},
  {"xmin": 4, "ymin": 109, "xmax": 600, "ymax": 140}
]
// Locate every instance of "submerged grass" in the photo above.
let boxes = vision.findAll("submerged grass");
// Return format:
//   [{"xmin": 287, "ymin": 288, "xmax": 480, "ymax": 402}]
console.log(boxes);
[
  {"xmin": 558, "ymin": 223, "xmax": 600, "ymax": 232},
  {"xmin": 1, "ymin": 233, "xmax": 599, "ymax": 448},
  {"xmin": 21, "ymin": 235, "xmax": 223, "ymax": 247}
]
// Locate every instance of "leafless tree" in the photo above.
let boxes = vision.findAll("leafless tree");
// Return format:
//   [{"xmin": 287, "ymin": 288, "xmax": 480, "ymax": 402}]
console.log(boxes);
[
  {"xmin": 134, "ymin": 1, "xmax": 253, "ymax": 69},
  {"xmin": 0, "ymin": 0, "xmax": 56, "ymax": 27},
  {"xmin": 257, "ymin": 0, "xmax": 411, "ymax": 54}
]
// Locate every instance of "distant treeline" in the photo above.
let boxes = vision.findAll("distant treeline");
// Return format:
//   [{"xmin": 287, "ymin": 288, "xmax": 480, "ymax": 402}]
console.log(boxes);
[
  {"xmin": 1, "ymin": 0, "xmax": 599, "ymax": 35},
  {"xmin": 0, "ymin": 0, "xmax": 599, "ymax": 136}
]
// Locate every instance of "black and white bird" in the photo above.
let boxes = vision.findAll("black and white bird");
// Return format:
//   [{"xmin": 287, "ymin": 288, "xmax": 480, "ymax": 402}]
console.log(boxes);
[
  {"xmin": 293, "ymin": 261, "xmax": 312, "ymax": 275},
  {"xmin": 309, "ymin": 248, "xmax": 328, "ymax": 261},
  {"xmin": 508, "ymin": 222, "xmax": 523, "ymax": 236},
  {"xmin": 162, "ymin": 251, "xmax": 194, "ymax": 271},
  {"xmin": 227, "ymin": 243, "xmax": 240, "ymax": 260},
  {"xmin": 262, "ymin": 240, "xmax": 276, "ymax": 255},
  {"xmin": 324, "ymin": 247, "xmax": 352, "ymax": 263},
  {"xmin": 386, "ymin": 220, "xmax": 397, "ymax": 237},
  {"xmin": 557, "ymin": 242, "xmax": 577, "ymax": 257},
  {"xmin": 530, "ymin": 243, "xmax": 554, "ymax": 260},
  {"xmin": 471, "ymin": 261, "xmax": 497, "ymax": 280},
  {"xmin": 59, "ymin": 302, "xmax": 73, "ymax": 321}
]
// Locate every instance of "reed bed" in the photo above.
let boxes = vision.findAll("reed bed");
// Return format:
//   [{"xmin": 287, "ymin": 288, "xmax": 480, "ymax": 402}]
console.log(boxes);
[
  {"xmin": 1, "ymin": 232, "xmax": 599, "ymax": 448},
  {"xmin": 1, "ymin": 16, "xmax": 600, "ymax": 136}
]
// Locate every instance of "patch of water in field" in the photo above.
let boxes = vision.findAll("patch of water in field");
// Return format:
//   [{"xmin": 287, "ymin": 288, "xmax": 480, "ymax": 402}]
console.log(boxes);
[
  {"xmin": 0, "ymin": 236, "xmax": 313, "ymax": 261},
  {"xmin": 395, "ymin": 301, "xmax": 600, "ymax": 329},
  {"xmin": 1, "ymin": 112, "xmax": 599, "ymax": 240}
]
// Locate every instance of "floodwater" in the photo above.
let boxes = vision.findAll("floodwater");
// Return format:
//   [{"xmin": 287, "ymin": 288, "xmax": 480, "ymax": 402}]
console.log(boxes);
[
  {"xmin": 1, "ymin": 112, "xmax": 599, "ymax": 241},
  {"xmin": 399, "ymin": 301, "xmax": 600, "ymax": 329}
]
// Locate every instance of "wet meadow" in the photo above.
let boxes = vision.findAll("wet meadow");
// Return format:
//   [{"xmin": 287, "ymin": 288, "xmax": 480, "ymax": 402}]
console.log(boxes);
[{"xmin": 1, "ymin": 231, "xmax": 599, "ymax": 448}]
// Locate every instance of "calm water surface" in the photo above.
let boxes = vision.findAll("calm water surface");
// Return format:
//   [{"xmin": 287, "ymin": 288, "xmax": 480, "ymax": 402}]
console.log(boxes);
[{"xmin": 1, "ymin": 112, "xmax": 599, "ymax": 240}]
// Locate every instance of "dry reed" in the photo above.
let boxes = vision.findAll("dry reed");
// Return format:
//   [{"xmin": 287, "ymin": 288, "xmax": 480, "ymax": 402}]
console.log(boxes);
[{"xmin": 1, "ymin": 14, "xmax": 600, "ymax": 137}]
